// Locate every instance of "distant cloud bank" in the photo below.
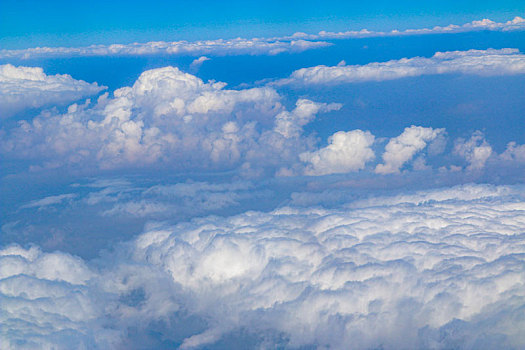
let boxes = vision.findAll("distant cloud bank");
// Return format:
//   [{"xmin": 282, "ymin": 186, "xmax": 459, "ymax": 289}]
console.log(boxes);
[
  {"xmin": 0, "ymin": 39, "xmax": 331, "ymax": 60},
  {"xmin": 276, "ymin": 48, "xmax": 525, "ymax": 86},
  {"xmin": 289, "ymin": 16, "xmax": 525, "ymax": 40},
  {"xmin": 0, "ymin": 17, "xmax": 523, "ymax": 60}
]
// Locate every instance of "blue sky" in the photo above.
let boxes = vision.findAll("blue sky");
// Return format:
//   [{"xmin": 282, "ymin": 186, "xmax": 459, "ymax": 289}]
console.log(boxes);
[
  {"xmin": 1, "ymin": 2, "xmax": 525, "ymax": 349},
  {"xmin": 1, "ymin": 0, "xmax": 524, "ymax": 47}
]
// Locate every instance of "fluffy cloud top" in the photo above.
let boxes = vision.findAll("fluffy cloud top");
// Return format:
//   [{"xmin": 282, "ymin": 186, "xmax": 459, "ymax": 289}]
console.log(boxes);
[
  {"xmin": 0, "ymin": 64, "xmax": 106, "ymax": 118},
  {"xmin": 277, "ymin": 48, "xmax": 525, "ymax": 86},
  {"xmin": 454, "ymin": 131, "xmax": 493, "ymax": 170},
  {"xmin": 274, "ymin": 98, "xmax": 341, "ymax": 138},
  {"xmin": 376, "ymin": 126, "xmax": 445, "ymax": 174},
  {"xmin": 0, "ymin": 38, "xmax": 331, "ymax": 60},
  {"xmin": 2, "ymin": 184, "xmax": 525, "ymax": 349},
  {"xmin": 1, "ymin": 66, "xmax": 334, "ymax": 173},
  {"xmin": 300, "ymin": 129, "xmax": 375, "ymax": 175}
]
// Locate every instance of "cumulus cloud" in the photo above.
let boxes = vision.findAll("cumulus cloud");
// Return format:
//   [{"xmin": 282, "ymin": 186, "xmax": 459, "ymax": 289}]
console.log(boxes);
[
  {"xmin": 1, "ymin": 66, "xmax": 334, "ymax": 173},
  {"xmin": 0, "ymin": 38, "xmax": 331, "ymax": 60},
  {"xmin": 300, "ymin": 129, "xmax": 375, "ymax": 175},
  {"xmin": 276, "ymin": 48, "xmax": 525, "ymax": 86},
  {"xmin": 273, "ymin": 98, "xmax": 341, "ymax": 138},
  {"xmin": 454, "ymin": 131, "xmax": 493, "ymax": 170},
  {"xmin": 0, "ymin": 64, "xmax": 105, "ymax": 118},
  {"xmin": 376, "ymin": 126, "xmax": 445, "ymax": 174},
  {"xmin": 2, "ymin": 184, "xmax": 525, "ymax": 349}
]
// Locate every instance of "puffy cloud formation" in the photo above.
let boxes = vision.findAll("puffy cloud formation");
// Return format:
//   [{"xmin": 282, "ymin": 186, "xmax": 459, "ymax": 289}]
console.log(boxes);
[
  {"xmin": 0, "ymin": 64, "xmax": 105, "ymax": 118},
  {"xmin": 0, "ymin": 38, "xmax": 330, "ymax": 60},
  {"xmin": 300, "ymin": 130, "xmax": 375, "ymax": 175},
  {"xmin": 0, "ymin": 246, "xmax": 117, "ymax": 349},
  {"xmin": 274, "ymin": 98, "xmax": 341, "ymax": 138},
  {"xmin": 290, "ymin": 16, "xmax": 525, "ymax": 40},
  {"xmin": 376, "ymin": 126, "xmax": 445, "ymax": 174},
  {"xmin": 1, "ymin": 67, "xmax": 334, "ymax": 173},
  {"xmin": 454, "ymin": 131, "xmax": 493, "ymax": 170},
  {"xmin": 1, "ymin": 184, "xmax": 525, "ymax": 349},
  {"xmin": 276, "ymin": 48, "xmax": 525, "ymax": 86}
]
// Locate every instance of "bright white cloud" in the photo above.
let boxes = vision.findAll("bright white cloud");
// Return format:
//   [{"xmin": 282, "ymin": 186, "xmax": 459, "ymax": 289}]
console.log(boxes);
[
  {"xmin": 0, "ymin": 38, "xmax": 331, "ymax": 60},
  {"xmin": 1, "ymin": 66, "xmax": 334, "ymax": 173},
  {"xmin": 376, "ymin": 126, "xmax": 445, "ymax": 174},
  {"xmin": 0, "ymin": 64, "xmax": 105, "ymax": 118},
  {"xmin": 300, "ymin": 129, "xmax": 375, "ymax": 175},
  {"xmin": 2, "ymin": 184, "xmax": 525, "ymax": 349},
  {"xmin": 277, "ymin": 48, "xmax": 525, "ymax": 86},
  {"xmin": 454, "ymin": 131, "xmax": 493, "ymax": 170}
]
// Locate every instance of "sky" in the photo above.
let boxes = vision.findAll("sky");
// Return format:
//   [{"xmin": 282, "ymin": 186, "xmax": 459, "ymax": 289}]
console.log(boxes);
[{"xmin": 1, "ymin": 2, "xmax": 525, "ymax": 349}]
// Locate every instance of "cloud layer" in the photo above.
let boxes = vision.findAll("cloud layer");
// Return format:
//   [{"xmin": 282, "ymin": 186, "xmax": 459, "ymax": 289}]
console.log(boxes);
[
  {"xmin": 2, "ymin": 184, "xmax": 525, "ymax": 349},
  {"xmin": 1, "ymin": 17, "xmax": 523, "ymax": 61},
  {"xmin": 290, "ymin": 16, "xmax": 525, "ymax": 40},
  {"xmin": 0, "ymin": 38, "xmax": 331, "ymax": 60},
  {"xmin": 277, "ymin": 48, "xmax": 525, "ymax": 86},
  {"xmin": 0, "ymin": 64, "xmax": 105, "ymax": 118}
]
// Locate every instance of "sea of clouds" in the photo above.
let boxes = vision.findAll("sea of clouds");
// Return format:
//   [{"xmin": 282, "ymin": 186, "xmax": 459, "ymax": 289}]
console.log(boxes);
[{"xmin": 2, "ymin": 184, "xmax": 525, "ymax": 349}]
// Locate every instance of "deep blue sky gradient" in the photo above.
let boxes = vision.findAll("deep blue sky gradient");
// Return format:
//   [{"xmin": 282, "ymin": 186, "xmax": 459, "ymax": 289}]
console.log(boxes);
[{"xmin": 1, "ymin": 0, "xmax": 524, "ymax": 48}]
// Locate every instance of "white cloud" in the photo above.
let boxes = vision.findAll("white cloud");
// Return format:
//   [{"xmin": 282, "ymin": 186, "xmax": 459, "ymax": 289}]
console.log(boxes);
[
  {"xmin": 276, "ymin": 48, "xmax": 525, "ymax": 86},
  {"xmin": 1, "ymin": 66, "xmax": 334, "ymax": 173},
  {"xmin": 290, "ymin": 16, "xmax": 525, "ymax": 40},
  {"xmin": 0, "ymin": 38, "xmax": 331, "ymax": 60},
  {"xmin": 2, "ymin": 184, "xmax": 525, "ymax": 349},
  {"xmin": 189, "ymin": 56, "xmax": 210, "ymax": 70},
  {"xmin": 376, "ymin": 126, "xmax": 445, "ymax": 174},
  {"xmin": 454, "ymin": 131, "xmax": 493, "ymax": 170},
  {"xmin": 0, "ymin": 64, "xmax": 105, "ymax": 118},
  {"xmin": 300, "ymin": 129, "xmax": 375, "ymax": 175},
  {"xmin": 2, "ymin": 17, "xmax": 523, "ymax": 61},
  {"xmin": 274, "ymin": 98, "xmax": 341, "ymax": 138}
]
